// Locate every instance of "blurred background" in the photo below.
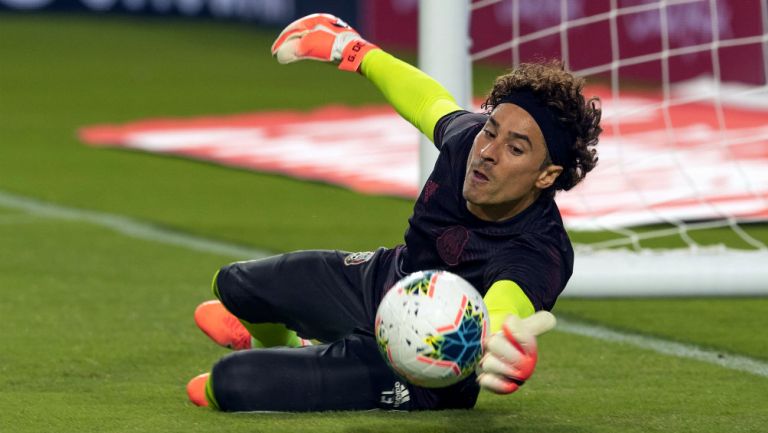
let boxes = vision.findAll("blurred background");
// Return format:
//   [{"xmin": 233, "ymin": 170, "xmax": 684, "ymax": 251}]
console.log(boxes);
[{"xmin": 1, "ymin": 1, "xmax": 767, "ymax": 432}]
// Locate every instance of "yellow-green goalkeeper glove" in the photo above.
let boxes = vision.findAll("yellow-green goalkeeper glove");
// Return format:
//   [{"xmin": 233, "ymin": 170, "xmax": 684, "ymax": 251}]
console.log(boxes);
[
  {"xmin": 270, "ymin": 13, "xmax": 379, "ymax": 72},
  {"xmin": 476, "ymin": 311, "xmax": 557, "ymax": 394}
]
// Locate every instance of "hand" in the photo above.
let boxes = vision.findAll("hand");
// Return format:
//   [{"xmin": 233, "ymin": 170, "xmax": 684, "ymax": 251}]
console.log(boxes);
[
  {"xmin": 476, "ymin": 311, "xmax": 557, "ymax": 394},
  {"xmin": 270, "ymin": 13, "xmax": 379, "ymax": 72}
]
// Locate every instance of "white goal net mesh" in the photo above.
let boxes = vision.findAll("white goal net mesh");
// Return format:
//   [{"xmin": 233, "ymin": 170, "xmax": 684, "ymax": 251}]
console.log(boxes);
[{"xmin": 468, "ymin": 0, "xmax": 768, "ymax": 296}]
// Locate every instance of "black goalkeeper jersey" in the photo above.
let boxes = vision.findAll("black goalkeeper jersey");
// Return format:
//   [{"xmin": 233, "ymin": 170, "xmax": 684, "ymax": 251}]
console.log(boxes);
[{"xmin": 396, "ymin": 110, "xmax": 574, "ymax": 311}]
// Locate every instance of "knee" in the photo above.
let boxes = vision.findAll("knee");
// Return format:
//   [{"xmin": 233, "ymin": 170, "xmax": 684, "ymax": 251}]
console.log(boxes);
[
  {"xmin": 209, "ymin": 352, "xmax": 241, "ymax": 411},
  {"xmin": 212, "ymin": 263, "xmax": 239, "ymax": 301},
  {"xmin": 212, "ymin": 262, "xmax": 265, "ymax": 322},
  {"xmin": 210, "ymin": 351, "xmax": 269, "ymax": 412},
  {"xmin": 211, "ymin": 269, "xmax": 222, "ymax": 300}
]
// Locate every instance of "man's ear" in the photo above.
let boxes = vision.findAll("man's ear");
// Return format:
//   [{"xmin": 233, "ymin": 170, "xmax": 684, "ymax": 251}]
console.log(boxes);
[{"xmin": 536, "ymin": 164, "xmax": 563, "ymax": 190}]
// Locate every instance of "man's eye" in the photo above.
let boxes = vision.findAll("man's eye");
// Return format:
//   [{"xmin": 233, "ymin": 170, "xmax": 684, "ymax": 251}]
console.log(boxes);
[
  {"xmin": 483, "ymin": 129, "xmax": 496, "ymax": 138},
  {"xmin": 509, "ymin": 146, "xmax": 524, "ymax": 155}
]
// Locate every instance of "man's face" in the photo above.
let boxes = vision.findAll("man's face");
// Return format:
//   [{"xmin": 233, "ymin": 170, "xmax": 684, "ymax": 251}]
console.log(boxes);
[{"xmin": 462, "ymin": 103, "xmax": 561, "ymax": 221}]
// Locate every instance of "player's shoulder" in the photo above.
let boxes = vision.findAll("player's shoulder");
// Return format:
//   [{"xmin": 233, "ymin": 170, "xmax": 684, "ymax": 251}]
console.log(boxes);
[
  {"xmin": 505, "ymin": 194, "xmax": 566, "ymax": 235},
  {"xmin": 483, "ymin": 228, "xmax": 573, "ymax": 310},
  {"xmin": 433, "ymin": 110, "xmax": 488, "ymax": 151},
  {"xmin": 498, "ymin": 199, "xmax": 573, "ymax": 259}
]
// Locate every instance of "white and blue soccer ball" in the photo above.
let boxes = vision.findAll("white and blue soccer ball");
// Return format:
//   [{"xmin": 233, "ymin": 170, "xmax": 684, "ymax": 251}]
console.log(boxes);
[{"xmin": 375, "ymin": 270, "xmax": 489, "ymax": 388}]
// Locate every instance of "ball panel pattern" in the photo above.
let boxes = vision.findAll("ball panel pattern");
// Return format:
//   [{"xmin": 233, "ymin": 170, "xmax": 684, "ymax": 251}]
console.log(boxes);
[{"xmin": 375, "ymin": 270, "xmax": 489, "ymax": 388}]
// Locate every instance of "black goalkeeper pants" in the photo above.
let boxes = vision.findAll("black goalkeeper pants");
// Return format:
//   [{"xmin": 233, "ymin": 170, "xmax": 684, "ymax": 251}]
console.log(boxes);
[{"xmin": 210, "ymin": 249, "xmax": 480, "ymax": 412}]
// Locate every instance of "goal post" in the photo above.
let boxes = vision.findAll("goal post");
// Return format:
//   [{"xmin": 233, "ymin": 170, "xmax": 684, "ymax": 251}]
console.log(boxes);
[{"xmin": 417, "ymin": 0, "xmax": 473, "ymax": 189}]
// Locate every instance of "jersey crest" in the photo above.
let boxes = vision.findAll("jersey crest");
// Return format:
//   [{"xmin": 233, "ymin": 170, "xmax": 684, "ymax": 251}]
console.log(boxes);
[
  {"xmin": 344, "ymin": 251, "xmax": 374, "ymax": 266},
  {"xmin": 436, "ymin": 225, "xmax": 469, "ymax": 266}
]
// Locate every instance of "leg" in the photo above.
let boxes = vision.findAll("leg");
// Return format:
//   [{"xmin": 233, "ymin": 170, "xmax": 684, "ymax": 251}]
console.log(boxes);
[
  {"xmin": 215, "ymin": 250, "xmax": 383, "ymax": 342},
  {"xmin": 192, "ymin": 249, "xmax": 481, "ymax": 411},
  {"xmin": 210, "ymin": 333, "xmax": 395, "ymax": 411},
  {"xmin": 209, "ymin": 332, "xmax": 480, "ymax": 412}
]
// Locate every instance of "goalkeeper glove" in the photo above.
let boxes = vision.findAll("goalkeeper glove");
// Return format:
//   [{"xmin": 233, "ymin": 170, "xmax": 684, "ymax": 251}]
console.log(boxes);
[
  {"xmin": 271, "ymin": 13, "xmax": 379, "ymax": 72},
  {"xmin": 477, "ymin": 311, "xmax": 556, "ymax": 394}
]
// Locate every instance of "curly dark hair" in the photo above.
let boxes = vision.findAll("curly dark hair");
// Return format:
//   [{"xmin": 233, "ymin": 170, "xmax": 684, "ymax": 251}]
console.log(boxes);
[{"xmin": 482, "ymin": 60, "xmax": 601, "ymax": 193}]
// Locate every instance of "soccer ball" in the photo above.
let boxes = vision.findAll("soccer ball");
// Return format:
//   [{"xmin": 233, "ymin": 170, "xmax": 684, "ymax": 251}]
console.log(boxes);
[{"xmin": 374, "ymin": 270, "xmax": 489, "ymax": 388}]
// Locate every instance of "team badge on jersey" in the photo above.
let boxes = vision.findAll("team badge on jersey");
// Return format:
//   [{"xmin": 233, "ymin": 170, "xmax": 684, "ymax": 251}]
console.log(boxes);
[
  {"xmin": 437, "ymin": 225, "xmax": 469, "ymax": 266},
  {"xmin": 344, "ymin": 251, "xmax": 374, "ymax": 266}
]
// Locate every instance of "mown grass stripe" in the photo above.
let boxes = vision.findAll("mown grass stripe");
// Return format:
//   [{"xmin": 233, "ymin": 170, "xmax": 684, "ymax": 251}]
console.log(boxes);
[
  {"xmin": 0, "ymin": 190, "xmax": 270, "ymax": 260},
  {"xmin": 3, "ymin": 188, "xmax": 768, "ymax": 379},
  {"xmin": 557, "ymin": 318, "xmax": 768, "ymax": 378}
]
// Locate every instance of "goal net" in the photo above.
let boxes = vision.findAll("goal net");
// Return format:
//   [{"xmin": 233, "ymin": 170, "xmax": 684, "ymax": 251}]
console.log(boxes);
[{"xmin": 458, "ymin": 0, "xmax": 768, "ymax": 296}]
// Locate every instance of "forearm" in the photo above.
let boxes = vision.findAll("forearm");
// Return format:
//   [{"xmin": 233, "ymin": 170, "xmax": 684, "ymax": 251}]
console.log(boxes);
[
  {"xmin": 360, "ymin": 49, "xmax": 462, "ymax": 141},
  {"xmin": 484, "ymin": 280, "xmax": 536, "ymax": 333},
  {"xmin": 479, "ymin": 282, "xmax": 549, "ymax": 395}
]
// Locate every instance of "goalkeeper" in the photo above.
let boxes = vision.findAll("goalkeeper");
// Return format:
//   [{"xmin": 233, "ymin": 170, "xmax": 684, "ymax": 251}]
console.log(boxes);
[{"xmin": 187, "ymin": 13, "xmax": 601, "ymax": 411}]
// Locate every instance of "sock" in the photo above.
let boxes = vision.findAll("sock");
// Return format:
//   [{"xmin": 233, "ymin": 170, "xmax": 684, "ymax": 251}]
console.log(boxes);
[
  {"xmin": 239, "ymin": 321, "xmax": 303, "ymax": 348},
  {"xmin": 205, "ymin": 374, "xmax": 220, "ymax": 410}
]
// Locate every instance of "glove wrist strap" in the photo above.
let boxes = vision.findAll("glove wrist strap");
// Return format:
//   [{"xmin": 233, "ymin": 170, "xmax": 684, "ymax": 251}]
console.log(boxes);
[{"xmin": 338, "ymin": 40, "xmax": 379, "ymax": 72}]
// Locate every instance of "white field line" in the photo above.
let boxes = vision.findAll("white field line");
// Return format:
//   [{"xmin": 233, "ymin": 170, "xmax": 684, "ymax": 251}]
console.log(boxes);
[
  {"xmin": 1, "ymin": 189, "xmax": 767, "ymax": 378},
  {"xmin": 557, "ymin": 318, "xmax": 768, "ymax": 378},
  {"xmin": 0, "ymin": 190, "xmax": 270, "ymax": 260}
]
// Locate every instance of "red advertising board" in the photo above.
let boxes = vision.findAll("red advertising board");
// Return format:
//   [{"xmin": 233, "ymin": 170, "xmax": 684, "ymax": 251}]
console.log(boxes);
[{"xmin": 80, "ymin": 82, "xmax": 768, "ymax": 230}]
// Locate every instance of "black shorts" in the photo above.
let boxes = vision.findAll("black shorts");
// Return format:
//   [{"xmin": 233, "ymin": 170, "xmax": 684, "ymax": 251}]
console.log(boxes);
[{"xmin": 211, "ymin": 249, "xmax": 480, "ymax": 412}]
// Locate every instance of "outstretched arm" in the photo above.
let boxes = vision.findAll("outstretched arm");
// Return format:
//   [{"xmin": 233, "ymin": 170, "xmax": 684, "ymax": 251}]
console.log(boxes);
[
  {"xmin": 360, "ymin": 50, "xmax": 462, "ymax": 142},
  {"xmin": 271, "ymin": 13, "xmax": 462, "ymax": 142}
]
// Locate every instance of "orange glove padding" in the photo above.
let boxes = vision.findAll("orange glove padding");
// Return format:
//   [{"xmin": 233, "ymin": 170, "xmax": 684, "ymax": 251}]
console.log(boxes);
[
  {"xmin": 476, "ymin": 311, "xmax": 556, "ymax": 394},
  {"xmin": 271, "ymin": 13, "xmax": 379, "ymax": 72}
]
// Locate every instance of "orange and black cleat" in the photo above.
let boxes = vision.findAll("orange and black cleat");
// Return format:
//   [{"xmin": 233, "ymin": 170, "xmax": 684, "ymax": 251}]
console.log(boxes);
[
  {"xmin": 194, "ymin": 300, "xmax": 252, "ymax": 350},
  {"xmin": 187, "ymin": 373, "xmax": 210, "ymax": 407}
]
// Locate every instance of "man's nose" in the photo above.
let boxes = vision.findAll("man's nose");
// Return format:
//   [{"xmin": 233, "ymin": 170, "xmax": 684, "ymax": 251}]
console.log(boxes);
[{"xmin": 479, "ymin": 141, "xmax": 499, "ymax": 163}]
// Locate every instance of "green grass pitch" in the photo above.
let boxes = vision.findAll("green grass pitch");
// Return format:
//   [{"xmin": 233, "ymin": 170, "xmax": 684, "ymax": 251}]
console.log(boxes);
[{"xmin": 0, "ymin": 14, "xmax": 766, "ymax": 432}]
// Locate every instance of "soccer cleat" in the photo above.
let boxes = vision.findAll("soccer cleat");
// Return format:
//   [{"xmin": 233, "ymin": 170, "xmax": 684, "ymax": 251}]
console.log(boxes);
[
  {"xmin": 194, "ymin": 300, "xmax": 252, "ymax": 350},
  {"xmin": 187, "ymin": 373, "xmax": 210, "ymax": 407}
]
